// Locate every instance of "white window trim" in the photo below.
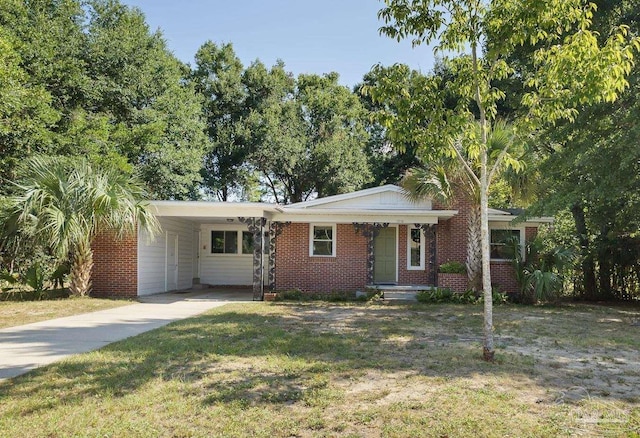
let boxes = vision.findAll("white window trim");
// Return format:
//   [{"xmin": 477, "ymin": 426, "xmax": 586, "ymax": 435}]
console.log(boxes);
[
  {"xmin": 204, "ymin": 225, "xmax": 253, "ymax": 257},
  {"xmin": 309, "ymin": 223, "xmax": 337, "ymax": 257},
  {"xmin": 489, "ymin": 226, "xmax": 525, "ymax": 261},
  {"xmin": 406, "ymin": 226, "xmax": 425, "ymax": 270}
]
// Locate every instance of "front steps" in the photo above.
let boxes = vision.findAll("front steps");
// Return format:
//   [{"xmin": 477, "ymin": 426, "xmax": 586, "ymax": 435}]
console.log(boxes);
[{"xmin": 366, "ymin": 284, "xmax": 435, "ymax": 302}]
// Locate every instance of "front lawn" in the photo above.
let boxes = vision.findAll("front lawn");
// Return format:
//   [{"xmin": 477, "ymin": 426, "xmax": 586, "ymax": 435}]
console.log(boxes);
[
  {"xmin": 0, "ymin": 302, "xmax": 638, "ymax": 437},
  {"xmin": 0, "ymin": 297, "xmax": 134, "ymax": 329}
]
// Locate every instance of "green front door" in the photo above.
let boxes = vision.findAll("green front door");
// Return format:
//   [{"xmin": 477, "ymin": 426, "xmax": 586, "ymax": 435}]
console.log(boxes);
[{"xmin": 374, "ymin": 227, "xmax": 396, "ymax": 284}]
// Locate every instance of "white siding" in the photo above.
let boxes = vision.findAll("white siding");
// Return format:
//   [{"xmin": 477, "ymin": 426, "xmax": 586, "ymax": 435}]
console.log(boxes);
[
  {"xmin": 199, "ymin": 224, "xmax": 254, "ymax": 286},
  {"xmin": 311, "ymin": 191, "xmax": 432, "ymax": 210},
  {"xmin": 137, "ymin": 217, "xmax": 195, "ymax": 296}
]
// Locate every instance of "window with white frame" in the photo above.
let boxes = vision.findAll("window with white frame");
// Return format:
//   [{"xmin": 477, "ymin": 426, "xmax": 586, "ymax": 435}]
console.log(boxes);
[
  {"xmin": 407, "ymin": 226, "xmax": 425, "ymax": 269},
  {"xmin": 490, "ymin": 229, "xmax": 521, "ymax": 259},
  {"xmin": 310, "ymin": 224, "xmax": 336, "ymax": 257},
  {"xmin": 211, "ymin": 230, "xmax": 254, "ymax": 255}
]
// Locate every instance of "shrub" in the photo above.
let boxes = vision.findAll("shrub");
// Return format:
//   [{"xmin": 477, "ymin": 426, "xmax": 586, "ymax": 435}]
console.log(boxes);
[
  {"xmin": 417, "ymin": 287, "xmax": 508, "ymax": 305},
  {"xmin": 438, "ymin": 261, "xmax": 467, "ymax": 274},
  {"xmin": 278, "ymin": 289, "xmax": 304, "ymax": 301},
  {"xmin": 0, "ymin": 288, "xmax": 69, "ymax": 302}
]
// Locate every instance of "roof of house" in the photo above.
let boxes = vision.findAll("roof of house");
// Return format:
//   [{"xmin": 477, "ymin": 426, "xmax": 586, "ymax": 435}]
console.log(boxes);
[{"xmin": 149, "ymin": 185, "xmax": 552, "ymax": 225}]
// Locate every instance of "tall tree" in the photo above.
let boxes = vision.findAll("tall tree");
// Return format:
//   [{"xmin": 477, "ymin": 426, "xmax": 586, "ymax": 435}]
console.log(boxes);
[
  {"xmin": 357, "ymin": 68, "xmax": 421, "ymax": 187},
  {"xmin": 0, "ymin": 31, "xmax": 59, "ymax": 181},
  {"xmin": 0, "ymin": 0, "xmax": 208, "ymax": 199},
  {"xmin": 1, "ymin": 156, "xmax": 159, "ymax": 296},
  {"xmin": 403, "ymin": 120, "xmax": 519, "ymax": 292},
  {"xmin": 526, "ymin": 0, "xmax": 640, "ymax": 300},
  {"xmin": 369, "ymin": 0, "xmax": 638, "ymax": 360},
  {"xmin": 247, "ymin": 72, "xmax": 372, "ymax": 203},
  {"xmin": 192, "ymin": 41, "xmax": 249, "ymax": 201}
]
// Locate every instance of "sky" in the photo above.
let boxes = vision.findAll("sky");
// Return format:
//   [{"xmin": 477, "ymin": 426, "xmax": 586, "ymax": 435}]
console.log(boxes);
[{"xmin": 121, "ymin": 0, "xmax": 437, "ymax": 88}]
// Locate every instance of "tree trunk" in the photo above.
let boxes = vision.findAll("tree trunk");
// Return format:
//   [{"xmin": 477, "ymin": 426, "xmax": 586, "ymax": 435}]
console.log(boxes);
[
  {"xmin": 480, "ymin": 159, "xmax": 494, "ymax": 361},
  {"xmin": 571, "ymin": 203, "xmax": 597, "ymax": 300},
  {"xmin": 467, "ymin": 203, "xmax": 482, "ymax": 292},
  {"xmin": 597, "ymin": 228, "xmax": 613, "ymax": 299},
  {"xmin": 69, "ymin": 239, "xmax": 93, "ymax": 297}
]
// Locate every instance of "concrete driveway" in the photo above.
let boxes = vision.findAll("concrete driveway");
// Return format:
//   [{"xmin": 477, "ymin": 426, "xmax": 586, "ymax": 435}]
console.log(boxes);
[{"xmin": 0, "ymin": 289, "xmax": 254, "ymax": 381}]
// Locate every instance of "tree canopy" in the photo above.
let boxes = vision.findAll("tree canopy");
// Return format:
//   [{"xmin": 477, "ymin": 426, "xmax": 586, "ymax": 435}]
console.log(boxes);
[{"xmin": 370, "ymin": 0, "xmax": 639, "ymax": 360}]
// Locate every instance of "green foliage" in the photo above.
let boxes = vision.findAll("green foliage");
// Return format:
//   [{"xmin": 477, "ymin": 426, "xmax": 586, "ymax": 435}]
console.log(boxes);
[
  {"xmin": 0, "ymin": 288, "xmax": 69, "ymax": 302},
  {"xmin": 276, "ymin": 289, "xmax": 380, "ymax": 302},
  {"xmin": 417, "ymin": 287, "xmax": 508, "ymax": 304},
  {"xmin": 247, "ymin": 71, "xmax": 372, "ymax": 203},
  {"xmin": 23, "ymin": 263, "xmax": 48, "ymax": 295},
  {"xmin": 278, "ymin": 289, "xmax": 304, "ymax": 301},
  {"xmin": 438, "ymin": 261, "xmax": 467, "ymax": 274},
  {"xmin": 1, "ymin": 156, "xmax": 159, "ymax": 296},
  {"xmin": 0, "ymin": 0, "xmax": 208, "ymax": 199},
  {"xmin": 507, "ymin": 234, "xmax": 574, "ymax": 304}
]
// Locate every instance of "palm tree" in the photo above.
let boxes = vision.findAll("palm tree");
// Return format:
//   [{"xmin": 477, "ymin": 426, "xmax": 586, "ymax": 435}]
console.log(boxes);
[
  {"xmin": 402, "ymin": 120, "xmax": 522, "ymax": 292},
  {"xmin": 2, "ymin": 156, "xmax": 159, "ymax": 296},
  {"xmin": 403, "ymin": 160, "xmax": 483, "ymax": 291}
]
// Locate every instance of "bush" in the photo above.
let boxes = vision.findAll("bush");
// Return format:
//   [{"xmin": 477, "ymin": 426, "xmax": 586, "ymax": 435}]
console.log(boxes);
[
  {"xmin": 0, "ymin": 288, "xmax": 69, "ymax": 302},
  {"xmin": 438, "ymin": 261, "xmax": 467, "ymax": 274},
  {"xmin": 417, "ymin": 288, "xmax": 509, "ymax": 305},
  {"xmin": 277, "ymin": 289, "xmax": 382, "ymax": 303},
  {"xmin": 278, "ymin": 289, "xmax": 304, "ymax": 301}
]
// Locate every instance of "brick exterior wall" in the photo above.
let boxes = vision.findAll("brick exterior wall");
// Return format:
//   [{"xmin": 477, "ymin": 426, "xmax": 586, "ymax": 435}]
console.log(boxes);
[
  {"xmin": 91, "ymin": 230, "xmax": 138, "ymax": 298},
  {"xmin": 438, "ymin": 273, "xmax": 468, "ymax": 293},
  {"xmin": 490, "ymin": 261, "xmax": 518, "ymax": 295},
  {"xmin": 274, "ymin": 223, "xmax": 368, "ymax": 293},
  {"xmin": 434, "ymin": 196, "xmax": 473, "ymax": 268},
  {"xmin": 432, "ymin": 197, "xmax": 535, "ymax": 295},
  {"xmin": 434, "ymin": 196, "xmax": 473, "ymax": 291},
  {"xmin": 397, "ymin": 225, "xmax": 433, "ymax": 285}
]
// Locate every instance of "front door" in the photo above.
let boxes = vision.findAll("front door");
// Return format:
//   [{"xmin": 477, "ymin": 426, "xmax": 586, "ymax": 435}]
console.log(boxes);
[
  {"xmin": 374, "ymin": 227, "xmax": 396, "ymax": 284},
  {"xmin": 166, "ymin": 232, "xmax": 178, "ymax": 291}
]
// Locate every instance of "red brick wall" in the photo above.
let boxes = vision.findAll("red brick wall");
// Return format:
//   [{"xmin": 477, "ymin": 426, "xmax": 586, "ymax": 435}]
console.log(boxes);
[
  {"xmin": 434, "ymin": 196, "xmax": 473, "ymax": 290},
  {"xmin": 525, "ymin": 226, "xmax": 538, "ymax": 242},
  {"xmin": 434, "ymin": 196, "xmax": 472, "ymax": 268},
  {"xmin": 397, "ymin": 225, "xmax": 433, "ymax": 285},
  {"xmin": 91, "ymin": 230, "xmax": 138, "ymax": 298},
  {"xmin": 274, "ymin": 223, "xmax": 368, "ymax": 293},
  {"xmin": 438, "ymin": 273, "xmax": 468, "ymax": 293},
  {"xmin": 490, "ymin": 261, "xmax": 518, "ymax": 295}
]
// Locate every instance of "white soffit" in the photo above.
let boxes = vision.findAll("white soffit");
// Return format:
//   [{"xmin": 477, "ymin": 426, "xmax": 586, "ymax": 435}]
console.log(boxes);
[
  {"xmin": 272, "ymin": 208, "xmax": 457, "ymax": 224},
  {"xmin": 149, "ymin": 201, "xmax": 277, "ymax": 219}
]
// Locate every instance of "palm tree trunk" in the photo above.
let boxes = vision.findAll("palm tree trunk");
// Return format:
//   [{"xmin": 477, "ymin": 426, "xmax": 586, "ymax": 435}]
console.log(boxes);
[
  {"xmin": 70, "ymin": 239, "xmax": 93, "ymax": 296},
  {"xmin": 467, "ymin": 204, "xmax": 482, "ymax": 291}
]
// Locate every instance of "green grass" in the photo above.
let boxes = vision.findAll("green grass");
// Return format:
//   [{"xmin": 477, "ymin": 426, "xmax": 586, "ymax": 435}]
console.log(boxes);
[
  {"xmin": 0, "ymin": 297, "xmax": 134, "ymax": 329},
  {"xmin": 1, "ymin": 302, "xmax": 639, "ymax": 437}
]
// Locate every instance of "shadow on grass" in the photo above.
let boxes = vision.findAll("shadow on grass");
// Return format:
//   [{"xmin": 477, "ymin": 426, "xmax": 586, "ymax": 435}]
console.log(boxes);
[{"xmin": 1, "ymin": 302, "xmax": 638, "ymax": 416}]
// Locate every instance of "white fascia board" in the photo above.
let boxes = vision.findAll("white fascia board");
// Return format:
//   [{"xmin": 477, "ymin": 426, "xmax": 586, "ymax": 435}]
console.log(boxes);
[
  {"xmin": 488, "ymin": 214, "xmax": 554, "ymax": 224},
  {"xmin": 288, "ymin": 184, "xmax": 403, "ymax": 208},
  {"xmin": 149, "ymin": 201, "xmax": 276, "ymax": 219},
  {"xmin": 272, "ymin": 208, "xmax": 458, "ymax": 224}
]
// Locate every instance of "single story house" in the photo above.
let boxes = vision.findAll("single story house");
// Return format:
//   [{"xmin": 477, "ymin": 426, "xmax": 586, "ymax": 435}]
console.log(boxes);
[{"xmin": 91, "ymin": 184, "xmax": 552, "ymax": 300}]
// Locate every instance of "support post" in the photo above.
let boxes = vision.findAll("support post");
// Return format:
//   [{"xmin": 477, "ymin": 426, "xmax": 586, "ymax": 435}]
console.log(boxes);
[
  {"xmin": 414, "ymin": 223, "xmax": 437, "ymax": 286},
  {"xmin": 239, "ymin": 217, "xmax": 266, "ymax": 300},
  {"xmin": 353, "ymin": 222, "xmax": 389, "ymax": 285}
]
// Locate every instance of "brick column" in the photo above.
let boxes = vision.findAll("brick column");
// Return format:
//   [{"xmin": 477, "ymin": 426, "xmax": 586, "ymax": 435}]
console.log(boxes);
[{"xmin": 91, "ymin": 230, "xmax": 138, "ymax": 298}]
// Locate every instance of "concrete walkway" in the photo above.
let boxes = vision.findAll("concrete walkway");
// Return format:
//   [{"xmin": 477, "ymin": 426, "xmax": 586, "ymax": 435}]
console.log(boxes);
[{"xmin": 0, "ymin": 289, "xmax": 254, "ymax": 381}]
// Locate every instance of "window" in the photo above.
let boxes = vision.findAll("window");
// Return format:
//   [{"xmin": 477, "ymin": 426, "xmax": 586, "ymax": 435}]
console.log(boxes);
[
  {"xmin": 310, "ymin": 224, "xmax": 335, "ymax": 257},
  {"xmin": 211, "ymin": 230, "xmax": 237, "ymax": 254},
  {"xmin": 407, "ymin": 227, "xmax": 425, "ymax": 269},
  {"xmin": 210, "ymin": 229, "xmax": 263, "ymax": 255},
  {"xmin": 241, "ymin": 231, "xmax": 254, "ymax": 254},
  {"xmin": 490, "ymin": 229, "xmax": 521, "ymax": 259}
]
